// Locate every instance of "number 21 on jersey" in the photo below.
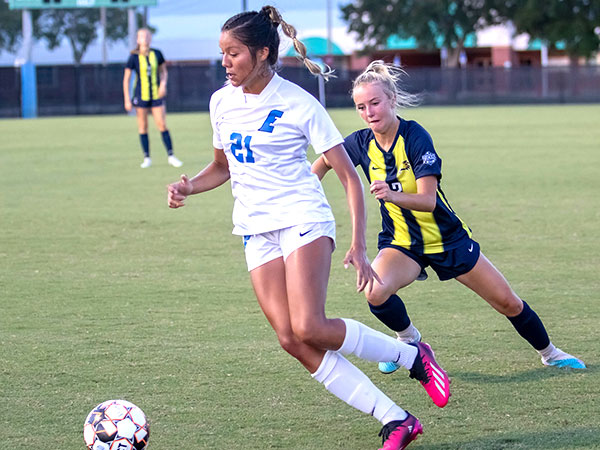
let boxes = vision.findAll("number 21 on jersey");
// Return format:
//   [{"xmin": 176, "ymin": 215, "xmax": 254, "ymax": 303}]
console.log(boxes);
[
  {"xmin": 230, "ymin": 133, "xmax": 255, "ymax": 163},
  {"xmin": 229, "ymin": 110, "xmax": 284, "ymax": 163}
]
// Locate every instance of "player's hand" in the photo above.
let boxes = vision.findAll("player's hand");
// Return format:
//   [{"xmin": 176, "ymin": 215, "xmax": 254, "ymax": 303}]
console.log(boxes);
[
  {"xmin": 158, "ymin": 84, "xmax": 167, "ymax": 99},
  {"xmin": 343, "ymin": 246, "xmax": 382, "ymax": 293},
  {"xmin": 124, "ymin": 100, "xmax": 132, "ymax": 112},
  {"xmin": 167, "ymin": 174, "xmax": 193, "ymax": 208},
  {"xmin": 370, "ymin": 180, "xmax": 395, "ymax": 202}
]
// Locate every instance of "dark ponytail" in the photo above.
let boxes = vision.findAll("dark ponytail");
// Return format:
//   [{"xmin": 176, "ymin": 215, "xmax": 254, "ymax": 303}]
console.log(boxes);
[{"xmin": 222, "ymin": 5, "xmax": 334, "ymax": 80}]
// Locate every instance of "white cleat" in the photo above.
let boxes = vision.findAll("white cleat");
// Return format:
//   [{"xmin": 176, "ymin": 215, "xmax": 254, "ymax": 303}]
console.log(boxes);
[
  {"xmin": 542, "ymin": 348, "xmax": 586, "ymax": 369},
  {"xmin": 168, "ymin": 155, "xmax": 183, "ymax": 167},
  {"xmin": 140, "ymin": 157, "xmax": 152, "ymax": 168}
]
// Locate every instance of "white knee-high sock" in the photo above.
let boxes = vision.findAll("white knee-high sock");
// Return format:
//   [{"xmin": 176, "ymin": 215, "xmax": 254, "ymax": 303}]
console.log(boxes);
[
  {"xmin": 338, "ymin": 318, "xmax": 418, "ymax": 370},
  {"xmin": 312, "ymin": 350, "xmax": 408, "ymax": 425}
]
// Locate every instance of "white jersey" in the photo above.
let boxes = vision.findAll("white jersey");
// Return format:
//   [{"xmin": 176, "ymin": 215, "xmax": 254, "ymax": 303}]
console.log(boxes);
[{"xmin": 209, "ymin": 73, "xmax": 343, "ymax": 235}]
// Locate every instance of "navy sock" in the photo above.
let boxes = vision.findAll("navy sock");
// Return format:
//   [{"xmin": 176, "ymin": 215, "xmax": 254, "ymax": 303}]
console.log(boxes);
[
  {"xmin": 161, "ymin": 130, "xmax": 173, "ymax": 156},
  {"xmin": 507, "ymin": 301, "xmax": 550, "ymax": 351},
  {"xmin": 139, "ymin": 133, "xmax": 149, "ymax": 157},
  {"xmin": 368, "ymin": 294, "xmax": 411, "ymax": 332}
]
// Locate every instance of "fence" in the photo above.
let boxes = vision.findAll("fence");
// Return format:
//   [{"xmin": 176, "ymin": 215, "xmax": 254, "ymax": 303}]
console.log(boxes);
[{"xmin": 1, "ymin": 63, "xmax": 599, "ymax": 118}]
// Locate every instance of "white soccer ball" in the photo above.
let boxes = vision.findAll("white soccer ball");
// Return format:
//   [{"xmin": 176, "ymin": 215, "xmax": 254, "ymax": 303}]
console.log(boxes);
[{"xmin": 83, "ymin": 400, "xmax": 150, "ymax": 450}]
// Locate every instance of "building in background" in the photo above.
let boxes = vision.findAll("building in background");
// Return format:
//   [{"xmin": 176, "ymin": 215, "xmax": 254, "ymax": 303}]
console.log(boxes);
[{"xmin": 2, "ymin": 1, "xmax": 597, "ymax": 68}]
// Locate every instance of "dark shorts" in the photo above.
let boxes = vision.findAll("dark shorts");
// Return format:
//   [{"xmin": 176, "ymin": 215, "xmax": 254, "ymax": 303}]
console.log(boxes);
[
  {"xmin": 382, "ymin": 237, "xmax": 481, "ymax": 281},
  {"xmin": 132, "ymin": 97, "xmax": 163, "ymax": 109}
]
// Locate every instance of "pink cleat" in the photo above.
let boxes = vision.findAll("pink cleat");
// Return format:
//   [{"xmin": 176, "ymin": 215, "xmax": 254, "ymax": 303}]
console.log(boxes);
[
  {"xmin": 378, "ymin": 413, "xmax": 423, "ymax": 450},
  {"xmin": 409, "ymin": 342, "xmax": 450, "ymax": 408}
]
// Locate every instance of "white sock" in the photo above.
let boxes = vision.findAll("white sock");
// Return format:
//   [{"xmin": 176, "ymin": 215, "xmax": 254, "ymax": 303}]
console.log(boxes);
[
  {"xmin": 395, "ymin": 323, "xmax": 421, "ymax": 343},
  {"xmin": 312, "ymin": 350, "xmax": 408, "ymax": 425},
  {"xmin": 338, "ymin": 318, "xmax": 418, "ymax": 370},
  {"xmin": 538, "ymin": 343, "xmax": 577, "ymax": 363},
  {"xmin": 538, "ymin": 343, "xmax": 557, "ymax": 360}
]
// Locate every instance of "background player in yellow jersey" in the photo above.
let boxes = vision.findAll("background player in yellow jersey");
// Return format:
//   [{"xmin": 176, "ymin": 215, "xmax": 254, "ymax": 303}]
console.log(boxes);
[
  {"xmin": 123, "ymin": 28, "xmax": 183, "ymax": 169},
  {"xmin": 312, "ymin": 60, "xmax": 585, "ymax": 372}
]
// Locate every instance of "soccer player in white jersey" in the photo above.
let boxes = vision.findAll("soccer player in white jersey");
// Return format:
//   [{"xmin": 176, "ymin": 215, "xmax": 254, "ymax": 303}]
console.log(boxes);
[{"xmin": 167, "ymin": 6, "xmax": 450, "ymax": 449}]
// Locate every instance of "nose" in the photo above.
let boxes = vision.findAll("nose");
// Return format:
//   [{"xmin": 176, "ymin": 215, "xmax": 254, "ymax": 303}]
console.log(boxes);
[{"xmin": 221, "ymin": 54, "xmax": 230, "ymax": 68}]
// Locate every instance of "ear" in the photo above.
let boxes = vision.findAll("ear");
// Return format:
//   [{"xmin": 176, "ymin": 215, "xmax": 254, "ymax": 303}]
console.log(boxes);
[{"xmin": 258, "ymin": 47, "xmax": 269, "ymax": 63}]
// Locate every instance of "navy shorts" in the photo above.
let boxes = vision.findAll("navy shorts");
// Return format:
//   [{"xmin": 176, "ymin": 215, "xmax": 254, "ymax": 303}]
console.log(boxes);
[
  {"xmin": 382, "ymin": 237, "xmax": 481, "ymax": 281},
  {"xmin": 132, "ymin": 97, "xmax": 163, "ymax": 108}
]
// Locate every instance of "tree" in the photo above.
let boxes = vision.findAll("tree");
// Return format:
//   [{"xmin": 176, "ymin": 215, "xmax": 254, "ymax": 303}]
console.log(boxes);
[
  {"xmin": 487, "ymin": 0, "xmax": 600, "ymax": 65},
  {"xmin": 341, "ymin": 0, "xmax": 494, "ymax": 67},
  {"xmin": 0, "ymin": 0, "xmax": 23, "ymax": 55},
  {"xmin": 34, "ymin": 8, "xmax": 146, "ymax": 65}
]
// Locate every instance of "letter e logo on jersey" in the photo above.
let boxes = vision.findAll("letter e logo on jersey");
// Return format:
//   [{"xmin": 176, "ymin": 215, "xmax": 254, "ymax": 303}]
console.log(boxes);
[{"xmin": 258, "ymin": 110, "xmax": 284, "ymax": 133}]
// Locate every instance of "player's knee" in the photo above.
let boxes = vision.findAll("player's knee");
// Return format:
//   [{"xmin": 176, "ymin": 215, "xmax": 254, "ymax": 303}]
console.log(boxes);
[
  {"xmin": 291, "ymin": 318, "xmax": 325, "ymax": 348},
  {"xmin": 291, "ymin": 322, "xmax": 315, "ymax": 345},
  {"xmin": 365, "ymin": 284, "xmax": 392, "ymax": 306},
  {"xmin": 276, "ymin": 332, "xmax": 300, "ymax": 357},
  {"xmin": 494, "ymin": 290, "xmax": 522, "ymax": 316}
]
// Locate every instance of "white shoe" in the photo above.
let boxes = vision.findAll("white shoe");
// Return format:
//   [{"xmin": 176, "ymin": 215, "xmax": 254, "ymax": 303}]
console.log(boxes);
[
  {"xmin": 541, "ymin": 348, "xmax": 586, "ymax": 369},
  {"xmin": 140, "ymin": 157, "xmax": 152, "ymax": 168},
  {"xmin": 168, "ymin": 155, "xmax": 183, "ymax": 167}
]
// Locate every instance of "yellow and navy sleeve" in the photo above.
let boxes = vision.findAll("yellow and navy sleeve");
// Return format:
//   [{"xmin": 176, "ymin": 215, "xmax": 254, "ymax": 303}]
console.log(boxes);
[
  {"xmin": 402, "ymin": 120, "xmax": 442, "ymax": 181},
  {"xmin": 344, "ymin": 129, "xmax": 376, "ymax": 180}
]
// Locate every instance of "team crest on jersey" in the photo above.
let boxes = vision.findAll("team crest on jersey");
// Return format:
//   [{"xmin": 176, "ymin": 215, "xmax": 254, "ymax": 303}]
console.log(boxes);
[
  {"xmin": 422, "ymin": 151, "xmax": 437, "ymax": 166},
  {"xmin": 258, "ymin": 110, "xmax": 284, "ymax": 133},
  {"xmin": 400, "ymin": 160, "xmax": 411, "ymax": 171}
]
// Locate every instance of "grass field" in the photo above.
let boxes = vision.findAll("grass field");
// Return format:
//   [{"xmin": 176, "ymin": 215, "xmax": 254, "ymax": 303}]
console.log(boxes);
[{"xmin": 1, "ymin": 104, "xmax": 599, "ymax": 449}]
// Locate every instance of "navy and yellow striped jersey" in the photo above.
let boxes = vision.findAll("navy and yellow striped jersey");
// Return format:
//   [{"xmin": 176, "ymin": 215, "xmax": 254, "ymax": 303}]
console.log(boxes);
[
  {"xmin": 344, "ymin": 118, "xmax": 471, "ymax": 254},
  {"xmin": 126, "ymin": 48, "xmax": 165, "ymax": 101}
]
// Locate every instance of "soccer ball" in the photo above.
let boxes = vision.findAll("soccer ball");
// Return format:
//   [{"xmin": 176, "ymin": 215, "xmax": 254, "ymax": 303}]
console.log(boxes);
[{"xmin": 83, "ymin": 399, "xmax": 150, "ymax": 450}]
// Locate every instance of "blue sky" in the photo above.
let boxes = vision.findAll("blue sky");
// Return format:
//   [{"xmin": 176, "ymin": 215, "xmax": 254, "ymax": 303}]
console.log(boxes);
[
  {"xmin": 148, "ymin": 0, "xmax": 350, "ymax": 48},
  {"xmin": 152, "ymin": 0, "xmax": 345, "ymax": 17}
]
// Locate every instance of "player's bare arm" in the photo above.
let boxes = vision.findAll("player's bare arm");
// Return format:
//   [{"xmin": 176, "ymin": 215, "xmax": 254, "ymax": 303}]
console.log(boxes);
[
  {"xmin": 311, "ymin": 154, "xmax": 332, "ymax": 180},
  {"xmin": 122, "ymin": 68, "xmax": 132, "ymax": 111},
  {"xmin": 167, "ymin": 148, "xmax": 230, "ymax": 208},
  {"xmin": 323, "ymin": 144, "xmax": 381, "ymax": 293},
  {"xmin": 158, "ymin": 64, "xmax": 168, "ymax": 98},
  {"xmin": 370, "ymin": 175, "xmax": 437, "ymax": 212}
]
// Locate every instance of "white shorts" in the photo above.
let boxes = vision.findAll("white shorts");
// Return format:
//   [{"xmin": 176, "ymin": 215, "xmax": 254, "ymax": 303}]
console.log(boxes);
[{"xmin": 243, "ymin": 221, "xmax": 336, "ymax": 271}]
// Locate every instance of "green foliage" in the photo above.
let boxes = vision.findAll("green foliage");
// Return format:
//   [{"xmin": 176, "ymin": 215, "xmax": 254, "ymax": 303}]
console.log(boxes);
[
  {"xmin": 34, "ymin": 8, "xmax": 149, "ymax": 64},
  {"xmin": 488, "ymin": 0, "xmax": 600, "ymax": 62},
  {"xmin": 342, "ymin": 0, "xmax": 600, "ymax": 66},
  {"xmin": 341, "ymin": 0, "xmax": 492, "ymax": 67},
  {"xmin": 1, "ymin": 105, "xmax": 600, "ymax": 449},
  {"xmin": 35, "ymin": 9, "xmax": 99, "ymax": 63},
  {"xmin": 0, "ymin": 0, "xmax": 23, "ymax": 54}
]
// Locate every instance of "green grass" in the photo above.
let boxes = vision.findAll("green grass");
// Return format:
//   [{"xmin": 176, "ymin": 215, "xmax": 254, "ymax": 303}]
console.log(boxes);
[{"xmin": 1, "ymin": 104, "xmax": 599, "ymax": 449}]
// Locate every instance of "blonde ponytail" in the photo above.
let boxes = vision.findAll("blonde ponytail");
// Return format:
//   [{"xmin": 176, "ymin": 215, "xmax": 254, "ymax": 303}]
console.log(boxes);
[{"xmin": 352, "ymin": 60, "xmax": 420, "ymax": 108}]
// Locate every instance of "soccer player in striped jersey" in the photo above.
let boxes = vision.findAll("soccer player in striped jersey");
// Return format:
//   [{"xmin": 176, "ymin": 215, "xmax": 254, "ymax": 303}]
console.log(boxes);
[
  {"xmin": 312, "ymin": 60, "xmax": 585, "ymax": 373},
  {"xmin": 123, "ymin": 28, "xmax": 182, "ymax": 169},
  {"xmin": 167, "ymin": 8, "xmax": 448, "ymax": 450}
]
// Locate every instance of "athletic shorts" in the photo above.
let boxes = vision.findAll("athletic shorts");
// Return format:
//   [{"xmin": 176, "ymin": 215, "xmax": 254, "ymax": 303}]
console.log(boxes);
[
  {"xmin": 243, "ymin": 221, "xmax": 336, "ymax": 271},
  {"xmin": 132, "ymin": 97, "xmax": 163, "ymax": 108},
  {"xmin": 381, "ymin": 236, "xmax": 480, "ymax": 281}
]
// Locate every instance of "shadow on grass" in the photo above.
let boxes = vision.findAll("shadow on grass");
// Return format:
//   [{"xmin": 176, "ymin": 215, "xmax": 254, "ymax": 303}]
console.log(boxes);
[
  {"xmin": 422, "ymin": 427, "xmax": 600, "ymax": 449},
  {"xmin": 450, "ymin": 364, "xmax": 594, "ymax": 384}
]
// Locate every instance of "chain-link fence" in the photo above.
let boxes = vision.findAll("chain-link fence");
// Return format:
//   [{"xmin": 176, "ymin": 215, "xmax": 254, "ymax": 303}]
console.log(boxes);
[{"xmin": 1, "ymin": 63, "xmax": 599, "ymax": 118}]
